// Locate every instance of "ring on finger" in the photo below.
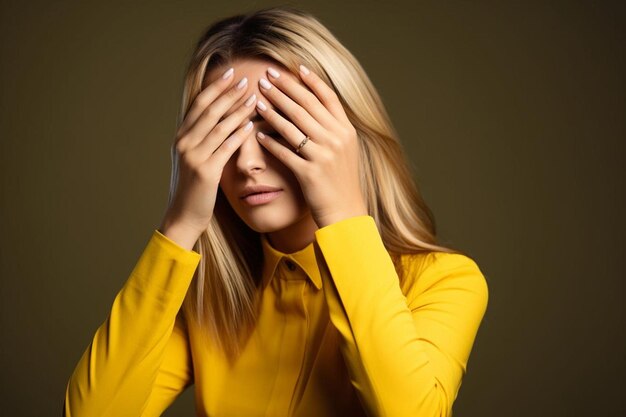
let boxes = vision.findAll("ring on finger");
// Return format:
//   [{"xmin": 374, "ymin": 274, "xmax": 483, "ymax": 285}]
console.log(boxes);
[{"xmin": 295, "ymin": 135, "xmax": 310, "ymax": 154}]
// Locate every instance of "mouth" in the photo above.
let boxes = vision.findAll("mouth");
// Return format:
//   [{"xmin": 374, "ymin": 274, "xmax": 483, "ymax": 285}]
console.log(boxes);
[
  {"xmin": 241, "ymin": 190, "xmax": 283, "ymax": 205},
  {"xmin": 243, "ymin": 191, "xmax": 276, "ymax": 198},
  {"xmin": 239, "ymin": 185, "xmax": 283, "ymax": 199}
]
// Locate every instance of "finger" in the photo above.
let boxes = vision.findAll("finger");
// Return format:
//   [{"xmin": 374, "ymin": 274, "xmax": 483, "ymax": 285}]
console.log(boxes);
[
  {"xmin": 264, "ymin": 67, "xmax": 337, "ymax": 128},
  {"xmin": 179, "ymin": 76, "xmax": 250, "ymax": 151},
  {"xmin": 254, "ymin": 96, "xmax": 323, "ymax": 154},
  {"xmin": 255, "ymin": 131, "xmax": 309, "ymax": 172},
  {"xmin": 298, "ymin": 64, "xmax": 351, "ymax": 125},
  {"xmin": 258, "ymin": 76, "xmax": 328, "ymax": 144},
  {"xmin": 195, "ymin": 93, "xmax": 257, "ymax": 158},
  {"xmin": 259, "ymin": 125, "xmax": 317, "ymax": 160},
  {"xmin": 177, "ymin": 67, "xmax": 235, "ymax": 137},
  {"xmin": 207, "ymin": 118, "xmax": 256, "ymax": 169}
]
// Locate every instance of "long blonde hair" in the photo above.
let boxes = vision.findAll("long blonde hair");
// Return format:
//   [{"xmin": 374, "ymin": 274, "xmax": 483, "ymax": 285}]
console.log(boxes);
[{"xmin": 166, "ymin": 6, "xmax": 465, "ymax": 361}]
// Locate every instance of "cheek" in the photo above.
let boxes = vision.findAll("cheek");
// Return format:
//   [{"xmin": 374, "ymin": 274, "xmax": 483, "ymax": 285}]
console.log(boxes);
[
  {"xmin": 270, "ymin": 157, "xmax": 297, "ymax": 182},
  {"xmin": 218, "ymin": 164, "xmax": 236, "ymax": 196}
]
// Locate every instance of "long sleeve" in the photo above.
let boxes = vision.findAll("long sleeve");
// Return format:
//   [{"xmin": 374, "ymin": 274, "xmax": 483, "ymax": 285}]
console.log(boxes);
[
  {"xmin": 64, "ymin": 229, "xmax": 201, "ymax": 417},
  {"xmin": 313, "ymin": 215, "xmax": 489, "ymax": 417}
]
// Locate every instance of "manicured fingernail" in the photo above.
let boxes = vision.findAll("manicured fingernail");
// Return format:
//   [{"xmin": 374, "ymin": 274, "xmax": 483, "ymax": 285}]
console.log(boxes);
[
  {"xmin": 299, "ymin": 64, "xmax": 310, "ymax": 75},
  {"xmin": 236, "ymin": 77, "xmax": 248, "ymax": 89},
  {"xmin": 257, "ymin": 132, "xmax": 265, "ymax": 140},
  {"xmin": 222, "ymin": 67, "xmax": 234, "ymax": 79},
  {"xmin": 259, "ymin": 78, "xmax": 272, "ymax": 90},
  {"xmin": 244, "ymin": 120, "xmax": 253, "ymax": 131},
  {"xmin": 267, "ymin": 67, "xmax": 280, "ymax": 79},
  {"xmin": 244, "ymin": 93, "xmax": 257, "ymax": 107},
  {"xmin": 256, "ymin": 100, "xmax": 267, "ymax": 111}
]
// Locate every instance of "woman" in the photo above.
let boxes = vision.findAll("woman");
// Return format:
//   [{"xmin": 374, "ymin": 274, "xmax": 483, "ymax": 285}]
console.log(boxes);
[{"xmin": 64, "ymin": 6, "xmax": 489, "ymax": 417}]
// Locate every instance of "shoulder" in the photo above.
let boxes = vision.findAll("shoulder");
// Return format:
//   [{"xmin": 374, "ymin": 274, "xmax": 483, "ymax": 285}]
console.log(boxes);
[
  {"xmin": 398, "ymin": 251, "xmax": 489, "ymax": 310},
  {"xmin": 399, "ymin": 250, "xmax": 484, "ymax": 281}
]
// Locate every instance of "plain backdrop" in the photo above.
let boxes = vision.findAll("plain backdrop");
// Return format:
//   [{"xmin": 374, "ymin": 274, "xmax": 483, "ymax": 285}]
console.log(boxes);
[{"xmin": 1, "ymin": 0, "xmax": 624, "ymax": 416}]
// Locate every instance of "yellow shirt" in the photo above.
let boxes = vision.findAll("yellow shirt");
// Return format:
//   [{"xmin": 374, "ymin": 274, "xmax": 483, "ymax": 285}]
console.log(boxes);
[{"xmin": 64, "ymin": 215, "xmax": 489, "ymax": 417}]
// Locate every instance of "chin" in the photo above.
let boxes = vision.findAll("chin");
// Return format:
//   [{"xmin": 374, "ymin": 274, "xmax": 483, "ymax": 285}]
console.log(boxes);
[
  {"xmin": 236, "ymin": 207, "xmax": 300, "ymax": 233},
  {"xmin": 218, "ymin": 187, "xmax": 310, "ymax": 235}
]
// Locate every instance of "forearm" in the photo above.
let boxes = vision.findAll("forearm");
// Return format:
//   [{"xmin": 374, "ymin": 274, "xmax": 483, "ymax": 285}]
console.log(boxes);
[
  {"xmin": 314, "ymin": 215, "xmax": 489, "ymax": 417},
  {"xmin": 64, "ymin": 230, "xmax": 201, "ymax": 416}
]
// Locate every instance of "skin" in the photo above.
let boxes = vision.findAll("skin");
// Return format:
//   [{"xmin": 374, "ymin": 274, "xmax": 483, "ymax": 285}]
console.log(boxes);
[
  {"xmin": 204, "ymin": 58, "xmax": 319, "ymax": 253},
  {"xmin": 169, "ymin": 56, "xmax": 368, "ymax": 254},
  {"xmin": 252, "ymin": 59, "xmax": 368, "ymax": 229},
  {"xmin": 212, "ymin": 57, "xmax": 368, "ymax": 252}
]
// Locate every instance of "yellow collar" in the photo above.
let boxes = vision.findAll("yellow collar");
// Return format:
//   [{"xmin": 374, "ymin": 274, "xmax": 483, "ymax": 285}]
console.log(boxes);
[{"xmin": 260, "ymin": 233, "xmax": 322, "ymax": 290}]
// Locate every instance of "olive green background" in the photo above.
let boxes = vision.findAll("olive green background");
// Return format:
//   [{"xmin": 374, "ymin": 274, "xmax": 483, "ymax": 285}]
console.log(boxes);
[{"xmin": 1, "ymin": 0, "xmax": 623, "ymax": 416}]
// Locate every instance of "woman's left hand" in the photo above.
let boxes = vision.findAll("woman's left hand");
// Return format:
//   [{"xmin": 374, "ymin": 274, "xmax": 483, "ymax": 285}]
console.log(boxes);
[{"xmin": 254, "ymin": 64, "xmax": 368, "ymax": 228}]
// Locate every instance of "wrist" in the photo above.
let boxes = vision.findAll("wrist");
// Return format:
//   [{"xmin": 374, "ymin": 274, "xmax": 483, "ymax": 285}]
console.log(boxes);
[
  {"xmin": 158, "ymin": 218, "xmax": 205, "ymax": 251},
  {"xmin": 315, "ymin": 206, "xmax": 369, "ymax": 229}
]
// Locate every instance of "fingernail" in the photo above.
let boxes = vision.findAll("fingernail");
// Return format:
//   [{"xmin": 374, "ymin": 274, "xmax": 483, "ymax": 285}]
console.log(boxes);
[
  {"xmin": 236, "ymin": 77, "xmax": 248, "ymax": 89},
  {"xmin": 259, "ymin": 78, "xmax": 272, "ymax": 90},
  {"xmin": 244, "ymin": 93, "xmax": 257, "ymax": 107},
  {"xmin": 267, "ymin": 67, "xmax": 280, "ymax": 79},
  {"xmin": 222, "ymin": 67, "xmax": 234, "ymax": 79},
  {"xmin": 256, "ymin": 100, "xmax": 267, "ymax": 111},
  {"xmin": 244, "ymin": 120, "xmax": 253, "ymax": 131},
  {"xmin": 257, "ymin": 132, "xmax": 265, "ymax": 140},
  {"xmin": 299, "ymin": 64, "xmax": 310, "ymax": 75}
]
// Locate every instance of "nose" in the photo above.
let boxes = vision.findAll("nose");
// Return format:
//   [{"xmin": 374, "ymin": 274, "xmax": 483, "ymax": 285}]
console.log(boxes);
[{"xmin": 233, "ymin": 118, "xmax": 267, "ymax": 175}]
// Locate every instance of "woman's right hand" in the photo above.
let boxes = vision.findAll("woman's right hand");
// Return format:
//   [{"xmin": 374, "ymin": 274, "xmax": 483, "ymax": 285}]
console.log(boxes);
[{"xmin": 159, "ymin": 68, "xmax": 257, "ymax": 248}]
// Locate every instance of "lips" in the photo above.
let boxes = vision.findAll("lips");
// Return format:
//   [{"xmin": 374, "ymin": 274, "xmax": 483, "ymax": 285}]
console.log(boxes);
[
  {"xmin": 240, "ymin": 184, "xmax": 283, "ymax": 199},
  {"xmin": 241, "ymin": 190, "xmax": 283, "ymax": 206}
]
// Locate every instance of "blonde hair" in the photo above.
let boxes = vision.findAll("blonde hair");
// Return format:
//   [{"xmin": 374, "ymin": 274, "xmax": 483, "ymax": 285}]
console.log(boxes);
[{"xmin": 166, "ymin": 5, "xmax": 466, "ymax": 361}]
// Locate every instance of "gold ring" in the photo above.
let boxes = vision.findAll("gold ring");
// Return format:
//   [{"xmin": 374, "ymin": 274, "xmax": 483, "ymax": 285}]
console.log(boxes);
[{"xmin": 296, "ymin": 136, "xmax": 309, "ymax": 154}]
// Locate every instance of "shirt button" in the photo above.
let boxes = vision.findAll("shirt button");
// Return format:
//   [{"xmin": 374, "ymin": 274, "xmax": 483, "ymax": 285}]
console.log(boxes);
[{"xmin": 285, "ymin": 260, "xmax": 297, "ymax": 271}]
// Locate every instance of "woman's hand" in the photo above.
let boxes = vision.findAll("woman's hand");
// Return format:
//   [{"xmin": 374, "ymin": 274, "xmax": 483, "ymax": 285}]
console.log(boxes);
[
  {"xmin": 254, "ymin": 65, "xmax": 368, "ymax": 228},
  {"xmin": 159, "ymin": 68, "xmax": 258, "ymax": 245}
]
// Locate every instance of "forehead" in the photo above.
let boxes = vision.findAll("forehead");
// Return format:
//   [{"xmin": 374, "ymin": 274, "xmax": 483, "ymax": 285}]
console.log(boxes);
[
  {"xmin": 204, "ymin": 57, "xmax": 287, "ymax": 87},
  {"xmin": 204, "ymin": 57, "xmax": 304, "ymax": 121}
]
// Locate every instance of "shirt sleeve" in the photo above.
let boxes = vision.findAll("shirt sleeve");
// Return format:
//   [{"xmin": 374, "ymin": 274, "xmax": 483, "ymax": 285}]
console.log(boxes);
[
  {"xmin": 313, "ymin": 215, "xmax": 489, "ymax": 417},
  {"xmin": 64, "ymin": 229, "xmax": 201, "ymax": 417}
]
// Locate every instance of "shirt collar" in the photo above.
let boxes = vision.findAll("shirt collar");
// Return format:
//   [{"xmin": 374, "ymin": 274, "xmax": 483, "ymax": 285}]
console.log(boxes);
[{"xmin": 260, "ymin": 233, "xmax": 322, "ymax": 290}]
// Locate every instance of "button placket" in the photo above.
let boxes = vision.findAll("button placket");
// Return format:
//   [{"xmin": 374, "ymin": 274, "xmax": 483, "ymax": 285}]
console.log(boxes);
[{"xmin": 266, "ymin": 271, "xmax": 308, "ymax": 415}]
